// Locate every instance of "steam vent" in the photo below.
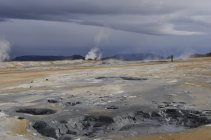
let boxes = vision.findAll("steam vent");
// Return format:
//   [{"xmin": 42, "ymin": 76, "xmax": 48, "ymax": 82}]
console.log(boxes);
[
  {"xmin": 85, "ymin": 48, "xmax": 102, "ymax": 60},
  {"xmin": 1, "ymin": 1, "xmax": 211, "ymax": 140}
]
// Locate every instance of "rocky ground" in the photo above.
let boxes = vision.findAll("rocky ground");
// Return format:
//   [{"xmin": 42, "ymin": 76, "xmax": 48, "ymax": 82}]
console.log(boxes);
[{"xmin": 0, "ymin": 58, "xmax": 211, "ymax": 140}]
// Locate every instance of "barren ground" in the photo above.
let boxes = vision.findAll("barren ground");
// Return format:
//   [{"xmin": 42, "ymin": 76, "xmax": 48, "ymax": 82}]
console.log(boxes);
[{"xmin": 0, "ymin": 58, "xmax": 211, "ymax": 140}]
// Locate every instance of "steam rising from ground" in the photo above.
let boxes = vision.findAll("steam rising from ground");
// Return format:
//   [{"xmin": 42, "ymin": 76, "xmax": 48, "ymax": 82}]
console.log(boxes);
[
  {"xmin": 94, "ymin": 29, "xmax": 109, "ymax": 47},
  {"xmin": 85, "ymin": 28, "xmax": 109, "ymax": 60},
  {"xmin": 176, "ymin": 50, "xmax": 195, "ymax": 60},
  {"xmin": 0, "ymin": 38, "xmax": 10, "ymax": 62},
  {"xmin": 85, "ymin": 48, "xmax": 102, "ymax": 60}
]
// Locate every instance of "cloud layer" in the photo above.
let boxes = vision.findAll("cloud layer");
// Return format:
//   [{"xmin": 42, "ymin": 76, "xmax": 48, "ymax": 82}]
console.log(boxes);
[
  {"xmin": 0, "ymin": 0, "xmax": 211, "ymax": 56},
  {"xmin": 0, "ymin": 0, "xmax": 210, "ymax": 35}
]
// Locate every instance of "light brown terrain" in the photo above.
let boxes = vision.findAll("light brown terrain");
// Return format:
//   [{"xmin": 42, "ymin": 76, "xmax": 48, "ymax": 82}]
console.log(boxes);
[{"xmin": 0, "ymin": 57, "xmax": 211, "ymax": 140}]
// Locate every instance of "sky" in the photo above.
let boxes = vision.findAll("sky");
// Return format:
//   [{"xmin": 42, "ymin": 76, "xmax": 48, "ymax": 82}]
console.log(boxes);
[{"xmin": 0, "ymin": 0, "xmax": 211, "ymax": 57}]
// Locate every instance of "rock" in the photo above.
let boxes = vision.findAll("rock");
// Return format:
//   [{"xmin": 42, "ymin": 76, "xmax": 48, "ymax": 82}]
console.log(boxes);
[
  {"xmin": 106, "ymin": 106, "xmax": 118, "ymax": 110},
  {"xmin": 17, "ymin": 116, "xmax": 25, "ymax": 120},
  {"xmin": 48, "ymin": 99, "xmax": 58, "ymax": 103},
  {"xmin": 65, "ymin": 101, "xmax": 81, "ymax": 106}
]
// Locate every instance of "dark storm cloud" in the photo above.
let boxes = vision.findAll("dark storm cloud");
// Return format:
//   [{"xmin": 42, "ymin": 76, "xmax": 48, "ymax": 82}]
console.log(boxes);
[
  {"xmin": 0, "ymin": 0, "xmax": 211, "ymax": 57},
  {"xmin": 0, "ymin": 0, "xmax": 209, "ymax": 35},
  {"xmin": 0, "ymin": 0, "xmax": 177, "ymax": 18}
]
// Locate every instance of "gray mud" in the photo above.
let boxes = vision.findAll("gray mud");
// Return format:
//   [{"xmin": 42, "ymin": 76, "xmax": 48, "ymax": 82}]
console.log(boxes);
[
  {"xmin": 14, "ymin": 102, "xmax": 211, "ymax": 140},
  {"xmin": 2, "ymin": 79, "xmax": 211, "ymax": 140},
  {"xmin": 1, "ymin": 60, "xmax": 211, "ymax": 139}
]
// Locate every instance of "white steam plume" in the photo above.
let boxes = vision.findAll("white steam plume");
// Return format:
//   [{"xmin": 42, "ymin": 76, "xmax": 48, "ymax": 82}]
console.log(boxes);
[
  {"xmin": 85, "ymin": 48, "xmax": 102, "ymax": 60},
  {"xmin": 94, "ymin": 29, "xmax": 109, "ymax": 47},
  {"xmin": 176, "ymin": 50, "xmax": 195, "ymax": 60},
  {"xmin": 85, "ymin": 28, "xmax": 109, "ymax": 60},
  {"xmin": 0, "ymin": 38, "xmax": 11, "ymax": 62}
]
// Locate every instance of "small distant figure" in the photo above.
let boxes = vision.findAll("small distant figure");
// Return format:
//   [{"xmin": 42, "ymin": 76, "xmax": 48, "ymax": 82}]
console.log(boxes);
[{"xmin": 171, "ymin": 55, "xmax": 174, "ymax": 62}]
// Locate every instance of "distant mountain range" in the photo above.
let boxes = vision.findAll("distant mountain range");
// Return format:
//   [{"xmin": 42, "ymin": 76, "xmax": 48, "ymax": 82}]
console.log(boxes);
[
  {"xmin": 12, "ymin": 53, "xmax": 164, "ymax": 61},
  {"xmin": 190, "ymin": 52, "xmax": 211, "ymax": 58},
  {"xmin": 13, "ymin": 55, "xmax": 85, "ymax": 61},
  {"xmin": 103, "ymin": 53, "xmax": 163, "ymax": 61}
]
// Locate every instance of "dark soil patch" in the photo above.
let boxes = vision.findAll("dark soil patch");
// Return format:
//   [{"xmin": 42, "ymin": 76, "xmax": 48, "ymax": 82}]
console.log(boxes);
[
  {"xmin": 65, "ymin": 101, "xmax": 81, "ymax": 106},
  {"xmin": 17, "ymin": 116, "xmax": 25, "ymax": 120},
  {"xmin": 47, "ymin": 99, "xmax": 58, "ymax": 103},
  {"xmin": 16, "ymin": 108, "xmax": 56, "ymax": 115},
  {"xmin": 106, "ymin": 105, "xmax": 119, "ymax": 110},
  {"xmin": 96, "ymin": 76, "xmax": 147, "ymax": 81}
]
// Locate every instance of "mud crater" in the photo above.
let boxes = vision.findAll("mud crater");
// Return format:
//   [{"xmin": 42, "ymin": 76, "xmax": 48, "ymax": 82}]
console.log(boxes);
[{"xmin": 32, "ymin": 103, "xmax": 211, "ymax": 139}]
